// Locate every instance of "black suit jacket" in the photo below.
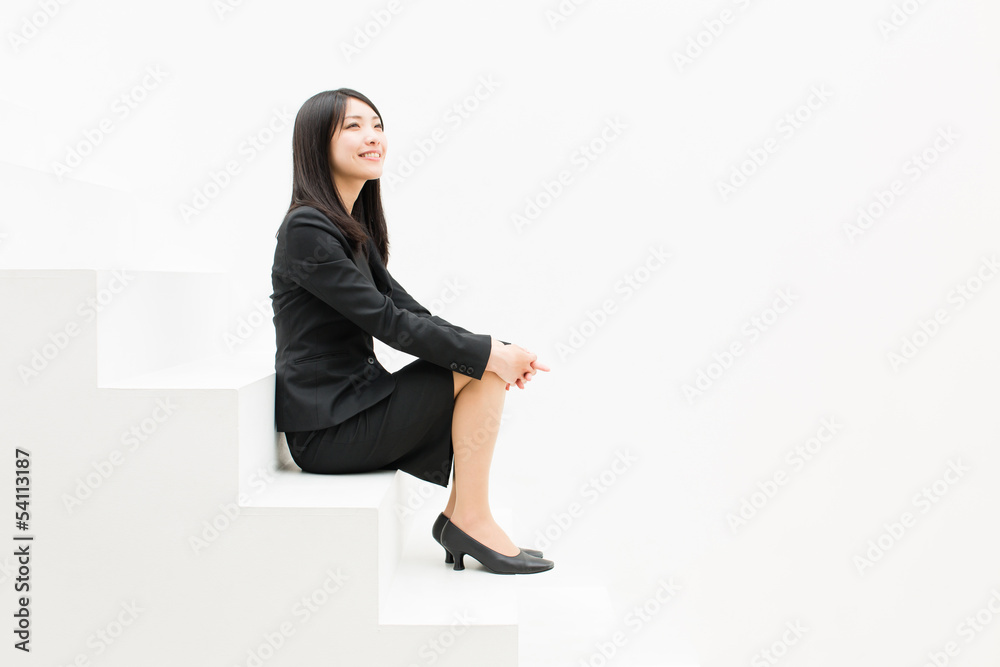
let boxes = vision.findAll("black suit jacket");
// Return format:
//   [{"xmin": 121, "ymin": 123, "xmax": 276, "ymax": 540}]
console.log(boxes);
[{"xmin": 270, "ymin": 205, "xmax": 501, "ymax": 433}]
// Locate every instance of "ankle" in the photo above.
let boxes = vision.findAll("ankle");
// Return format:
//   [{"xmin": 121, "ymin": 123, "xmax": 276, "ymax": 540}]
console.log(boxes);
[{"xmin": 447, "ymin": 510, "xmax": 494, "ymax": 532}]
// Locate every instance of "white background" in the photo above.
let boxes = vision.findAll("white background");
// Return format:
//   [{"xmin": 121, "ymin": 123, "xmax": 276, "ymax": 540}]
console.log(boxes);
[{"xmin": 3, "ymin": 0, "xmax": 999, "ymax": 664}]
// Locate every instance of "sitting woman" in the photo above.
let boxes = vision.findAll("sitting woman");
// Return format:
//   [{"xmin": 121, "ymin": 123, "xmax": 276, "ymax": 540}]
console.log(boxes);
[{"xmin": 270, "ymin": 87, "xmax": 552, "ymax": 575}]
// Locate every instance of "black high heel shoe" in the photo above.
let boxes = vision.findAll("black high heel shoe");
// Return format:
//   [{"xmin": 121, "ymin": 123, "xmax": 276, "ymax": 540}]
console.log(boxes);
[
  {"xmin": 440, "ymin": 518, "xmax": 554, "ymax": 574},
  {"xmin": 432, "ymin": 512, "xmax": 543, "ymax": 563}
]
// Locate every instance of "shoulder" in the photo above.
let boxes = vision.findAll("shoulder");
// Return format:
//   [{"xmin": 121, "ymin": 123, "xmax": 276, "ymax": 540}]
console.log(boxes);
[
  {"xmin": 283, "ymin": 206, "xmax": 347, "ymax": 241},
  {"xmin": 277, "ymin": 207, "xmax": 352, "ymax": 263},
  {"xmin": 286, "ymin": 205, "xmax": 330, "ymax": 227}
]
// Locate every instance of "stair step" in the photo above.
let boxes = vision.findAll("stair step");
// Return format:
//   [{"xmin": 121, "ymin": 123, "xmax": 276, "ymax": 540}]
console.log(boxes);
[
  {"xmin": 94, "ymin": 270, "xmax": 232, "ymax": 387},
  {"xmin": 240, "ymin": 467, "xmax": 399, "ymax": 512},
  {"xmin": 519, "ymin": 584, "xmax": 615, "ymax": 666},
  {"xmin": 381, "ymin": 506, "xmax": 520, "ymax": 627},
  {"xmin": 1, "ymin": 268, "xmax": 624, "ymax": 665},
  {"xmin": 99, "ymin": 348, "xmax": 272, "ymax": 389}
]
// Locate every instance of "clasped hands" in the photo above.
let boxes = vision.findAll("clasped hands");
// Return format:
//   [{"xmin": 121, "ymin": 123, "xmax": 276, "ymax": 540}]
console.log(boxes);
[{"xmin": 488, "ymin": 338, "xmax": 551, "ymax": 391}]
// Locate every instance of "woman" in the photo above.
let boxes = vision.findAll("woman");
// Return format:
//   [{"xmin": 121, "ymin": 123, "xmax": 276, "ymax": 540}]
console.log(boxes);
[{"xmin": 270, "ymin": 88, "xmax": 553, "ymax": 575}]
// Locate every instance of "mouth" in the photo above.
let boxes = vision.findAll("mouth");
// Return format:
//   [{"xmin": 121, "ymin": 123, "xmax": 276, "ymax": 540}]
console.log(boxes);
[{"xmin": 359, "ymin": 151, "xmax": 382, "ymax": 160}]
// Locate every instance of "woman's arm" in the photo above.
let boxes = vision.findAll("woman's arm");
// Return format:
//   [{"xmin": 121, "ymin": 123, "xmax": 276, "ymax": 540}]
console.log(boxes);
[
  {"xmin": 385, "ymin": 271, "xmax": 469, "ymax": 333},
  {"xmin": 280, "ymin": 208, "xmax": 492, "ymax": 379},
  {"xmin": 385, "ymin": 269, "xmax": 511, "ymax": 345}
]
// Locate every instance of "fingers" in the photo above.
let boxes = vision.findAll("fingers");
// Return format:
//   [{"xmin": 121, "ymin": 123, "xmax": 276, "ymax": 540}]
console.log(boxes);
[
  {"xmin": 519, "ymin": 353, "xmax": 548, "ymax": 372},
  {"xmin": 504, "ymin": 359, "xmax": 549, "ymax": 390}
]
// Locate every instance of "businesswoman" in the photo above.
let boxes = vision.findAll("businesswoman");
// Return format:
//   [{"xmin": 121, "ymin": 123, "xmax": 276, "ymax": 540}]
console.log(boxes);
[{"xmin": 271, "ymin": 88, "xmax": 553, "ymax": 575}]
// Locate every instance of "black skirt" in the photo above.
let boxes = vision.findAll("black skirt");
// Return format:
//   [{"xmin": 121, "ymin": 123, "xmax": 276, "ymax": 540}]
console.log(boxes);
[{"xmin": 284, "ymin": 358, "xmax": 455, "ymax": 487}]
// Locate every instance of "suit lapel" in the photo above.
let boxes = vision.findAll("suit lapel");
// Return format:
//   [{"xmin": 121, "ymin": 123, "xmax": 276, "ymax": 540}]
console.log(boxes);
[{"xmin": 351, "ymin": 236, "xmax": 391, "ymax": 295}]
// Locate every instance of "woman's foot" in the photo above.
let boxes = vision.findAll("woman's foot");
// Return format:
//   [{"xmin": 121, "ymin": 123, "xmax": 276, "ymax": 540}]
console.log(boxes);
[{"xmin": 445, "ymin": 512, "xmax": 519, "ymax": 557}]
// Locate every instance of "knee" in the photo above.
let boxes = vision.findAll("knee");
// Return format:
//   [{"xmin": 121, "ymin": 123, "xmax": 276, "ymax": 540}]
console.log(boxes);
[
  {"xmin": 454, "ymin": 370, "xmax": 505, "ymax": 397},
  {"xmin": 457, "ymin": 369, "xmax": 504, "ymax": 384},
  {"xmin": 480, "ymin": 370, "xmax": 507, "ymax": 386}
]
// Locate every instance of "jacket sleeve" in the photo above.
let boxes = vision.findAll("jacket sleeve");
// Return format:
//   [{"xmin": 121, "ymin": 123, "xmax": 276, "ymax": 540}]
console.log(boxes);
[
  {"xmin": 282, "ymin": 209, "xmax": 493, "ymax": 379},
  {"xmin": 385, "ymin": 270, "xmax": 469, "ymax": 333},
  {"xmin": 385, "ymin": 267, "xmax": 511, "ymax": 346}
]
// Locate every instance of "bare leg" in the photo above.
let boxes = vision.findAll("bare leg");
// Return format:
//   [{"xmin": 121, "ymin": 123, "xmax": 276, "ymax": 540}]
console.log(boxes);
[{"xmin": 443, "ymin": 370, "xmax": 518, "ymax": 557}]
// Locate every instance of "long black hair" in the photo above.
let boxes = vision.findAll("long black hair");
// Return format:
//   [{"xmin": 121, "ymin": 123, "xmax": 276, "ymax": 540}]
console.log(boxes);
[{"xmin": 285, "ymin": 88, "xmax": 389, "ymax": 264}]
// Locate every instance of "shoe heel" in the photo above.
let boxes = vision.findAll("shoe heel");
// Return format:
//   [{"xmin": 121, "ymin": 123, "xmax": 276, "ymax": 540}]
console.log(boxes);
[
  {"xmin": 444, "ymin": 549, "xmax": 454, "ymax": 564},
  {"xmin": 440, "ymin": 519, "xmax": 554, "ymax": 575}
]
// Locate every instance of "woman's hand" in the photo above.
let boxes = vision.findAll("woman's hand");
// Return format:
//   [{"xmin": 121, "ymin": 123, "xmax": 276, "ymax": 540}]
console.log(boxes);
[
  {"xmin": 506, "ymin": 356, "xmax": 550, "ymax": 390},
  {"xmin": 487, "ymin": 338, "xmax": 550, "ymax": 390}
]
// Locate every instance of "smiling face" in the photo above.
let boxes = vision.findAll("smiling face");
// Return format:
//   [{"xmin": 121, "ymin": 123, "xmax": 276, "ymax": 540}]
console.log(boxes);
[{"xmin": 329, "ymin": 97, "xmax": 386, "ymax": 209}]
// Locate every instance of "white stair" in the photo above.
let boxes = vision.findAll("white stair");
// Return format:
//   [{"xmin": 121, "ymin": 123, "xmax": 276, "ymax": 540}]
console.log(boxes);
[
  {"xmin": 0, "ymin": 268, "xmax": 518, "ymax": 666},
  {"xmin": 0, "ymin": 268, "xmax": 697, "ymax": 665}
]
